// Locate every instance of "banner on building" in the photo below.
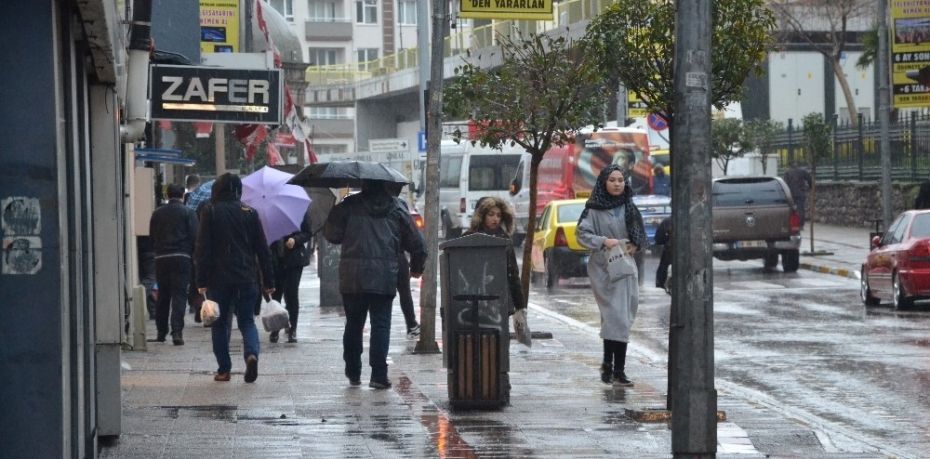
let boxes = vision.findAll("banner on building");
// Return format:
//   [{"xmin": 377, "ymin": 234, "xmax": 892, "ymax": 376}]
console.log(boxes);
[
  {"xmin": 459, "ymin": 0, "xmax": 553, "ymax": 20},
  {"xmin": 149, "ymin": 65, "xmax": 283, "ymax": 124},
  {"xmin": 200, "ymin": 0, "xmax": 240, "ymax": 54},
  {"xmin": 891, "ymin": 0, "xmax": 930, "ymax": 108}
]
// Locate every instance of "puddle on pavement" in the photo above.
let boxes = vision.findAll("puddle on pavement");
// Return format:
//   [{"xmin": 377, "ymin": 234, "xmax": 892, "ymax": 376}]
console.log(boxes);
[{"xmin": 158, "ymin": 404, "xmax": 237, "ymax": 421}]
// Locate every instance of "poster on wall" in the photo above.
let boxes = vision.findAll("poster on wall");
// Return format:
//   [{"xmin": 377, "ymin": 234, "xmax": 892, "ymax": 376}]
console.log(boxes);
[
  {"xmin": 200, "ymin": 0, "xmax": 240, "ymax": 54},
  {"xmin": 459, "ymin": 0, "xmax": 553, "ymax": 20},
  {"xmin": 891, "ymin": 0, "xmax": 930, "ymax": 108}
]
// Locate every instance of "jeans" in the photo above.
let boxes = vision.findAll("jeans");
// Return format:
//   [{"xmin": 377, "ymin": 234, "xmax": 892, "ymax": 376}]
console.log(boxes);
[
  {"xmin": 209, "ymin": 283, "xmax": 261, "ymax": 373},
  {"xmin": 342, "ymin": 293, "xmax": 394, "ymax": 382},
  {"xmin": 155, "ymin": 256, "xmax": 191, "ymax": 337},
  {"xmin": 272, "ymin": 265, "xmax": 304, "ymax": 331},
  {"xmin": 796, "ymin": 194, "xmax": 808, "ymax": 228},
  {"xmin": 396, "ymin": 255, "xmax": 418, "ymax": 330}
]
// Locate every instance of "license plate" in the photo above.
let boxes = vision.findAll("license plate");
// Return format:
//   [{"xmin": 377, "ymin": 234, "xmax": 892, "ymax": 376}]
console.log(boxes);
[{"xmin": 737, "ymin": 240, "xmax": 767, "ymax": 248}]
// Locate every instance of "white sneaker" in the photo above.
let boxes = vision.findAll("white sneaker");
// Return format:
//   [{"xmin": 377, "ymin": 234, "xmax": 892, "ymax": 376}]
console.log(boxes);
[{"xmin": 406, "ymin": 325, "xmax": 421, "ymax": 339}]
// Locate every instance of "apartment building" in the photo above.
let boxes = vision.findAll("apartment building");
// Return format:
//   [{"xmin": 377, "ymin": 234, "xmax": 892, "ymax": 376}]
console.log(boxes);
[{"xmin": 266, "ymin": 0, "xmax": 430, "ymax": 155}]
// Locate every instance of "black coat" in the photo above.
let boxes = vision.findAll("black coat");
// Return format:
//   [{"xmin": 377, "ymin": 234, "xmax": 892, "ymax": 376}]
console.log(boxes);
[
  {"xmin": 324, "ymin": 191, "xmax": 427, "ymax": 296},
  {"xmin": 194, "ymin": 200, "xmax": 274, "ymax": 290},
  {"xmin": 271, "ymin": 217, "xmax": 313, "ymax": 270},
  {"xmin": 149, "ymin": 199, "xmax": 198, "ymax": 257}
]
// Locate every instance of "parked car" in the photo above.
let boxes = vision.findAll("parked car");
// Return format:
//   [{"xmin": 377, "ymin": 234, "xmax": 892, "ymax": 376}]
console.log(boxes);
[
  {"xmin": 530, "ymin": 198, "xmax": 589, "ymax": 290},
  {"xmin": 632, "ymin": 194, "xmax": 671, "ymax": 253},
  {"xmin": 711, "ymin": 176, "xmax": 802, "ymax": 272},
  {"xmin": 861, "ymin": 210, "xmax": 930, "ymax": 309}
]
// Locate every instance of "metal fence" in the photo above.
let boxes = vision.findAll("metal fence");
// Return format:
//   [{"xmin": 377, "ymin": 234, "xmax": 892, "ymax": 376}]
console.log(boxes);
[{"xmin": 774, "ymin": 112, "xmax": 930, "ymax": 183}]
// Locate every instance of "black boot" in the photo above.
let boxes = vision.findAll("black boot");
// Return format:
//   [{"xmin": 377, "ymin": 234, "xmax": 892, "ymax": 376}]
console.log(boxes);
[
  {"xmin": 287, "ymin": 327, "xmax": 297, "ymax": 343},
  {"xmin": 269, "ymin": 331, "xmax": 279, "ymax": 343},
  {"xmin": 600, "ymin": 363, "xmax": 613, "ymax": 384},
  {"xmin": 613, "ymin": 371, "xmax": 634, "ymax": 387}
]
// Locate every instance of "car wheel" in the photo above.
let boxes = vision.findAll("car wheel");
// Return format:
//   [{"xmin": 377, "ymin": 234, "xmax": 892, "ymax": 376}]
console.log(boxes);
[
  {"xmin": 545, "ymin": 254, "xmax": 558, "ymax": 291},
  {"xmin": 893, "ymin": 272, "xmax": 912, "ymax": 310},
  {"xmin": 763, "ymin": 253, "xmax": 779, "ymax": 269},
  {"xmin": 860, "ymin": 268, "xmax": 880, "ymax": 306},
  {"xmin": 781, "ymin": 250, "xmax": 800, "ymax": 272}
]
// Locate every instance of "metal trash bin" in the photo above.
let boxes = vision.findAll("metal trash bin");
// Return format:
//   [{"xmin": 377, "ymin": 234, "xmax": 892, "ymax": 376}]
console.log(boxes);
[
  {"xmin": 317, "ymin": 237, "xmax": 343, "ymax": 307},
  {"xmin": 440, "ymin": 233, "xmax": 512, "ymax": 409}
]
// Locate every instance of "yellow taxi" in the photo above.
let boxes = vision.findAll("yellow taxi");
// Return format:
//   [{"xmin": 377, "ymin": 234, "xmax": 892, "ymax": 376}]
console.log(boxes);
[{"xmin": 531, "ymin": 198, "xmax": 590, "ymax": 289}]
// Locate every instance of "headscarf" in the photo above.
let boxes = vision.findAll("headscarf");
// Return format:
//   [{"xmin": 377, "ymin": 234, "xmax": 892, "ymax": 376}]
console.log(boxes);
[{"xmin": 578, "ymin": 164, "xmax": 647, "ymax": 248}]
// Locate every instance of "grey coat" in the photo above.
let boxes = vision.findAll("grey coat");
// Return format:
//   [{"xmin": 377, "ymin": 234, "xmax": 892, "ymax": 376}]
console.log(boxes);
[{"xmin": 576, "ymin": 205, "xmax": 639, "ymax": 342}]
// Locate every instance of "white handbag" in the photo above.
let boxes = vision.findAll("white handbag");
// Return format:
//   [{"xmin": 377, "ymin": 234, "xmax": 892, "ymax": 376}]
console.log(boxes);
[{"xmin": 605, "ymin": 243, "xmax": 637, "ymax": 281}]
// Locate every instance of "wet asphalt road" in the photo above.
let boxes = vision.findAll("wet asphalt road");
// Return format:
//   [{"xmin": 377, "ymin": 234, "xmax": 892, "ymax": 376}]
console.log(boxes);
[{"xmin": 532, "ymin": 254, "xmax": 930, "ymax": 456}]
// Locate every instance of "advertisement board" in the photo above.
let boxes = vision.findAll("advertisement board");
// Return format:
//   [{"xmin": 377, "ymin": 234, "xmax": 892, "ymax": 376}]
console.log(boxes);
[
  {"xmin": 150, "ymin": 65, "xmax": 283, "ymax": 124},
  {"xmin": 891, "ymin": 0, "xmax": 930, "ymax": 108},
  {"xmin": 459, "ymin": 0, "xmax": 553, "ymax": 20},
  {"xmin": 200, "ymin": 0, "xmax": 240, "ymax": 54}
]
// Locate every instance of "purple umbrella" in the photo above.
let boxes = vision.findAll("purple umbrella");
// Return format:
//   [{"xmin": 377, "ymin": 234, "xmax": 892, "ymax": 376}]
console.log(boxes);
[{"xmin": 241, "ymin": 166, "xmax": 311, "ymax": 246}]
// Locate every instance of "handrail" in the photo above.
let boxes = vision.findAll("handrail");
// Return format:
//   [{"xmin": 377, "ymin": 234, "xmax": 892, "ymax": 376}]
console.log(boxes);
[{"xmin": 305, "ymin": 0, "xmax": 615, "ymax": 86}]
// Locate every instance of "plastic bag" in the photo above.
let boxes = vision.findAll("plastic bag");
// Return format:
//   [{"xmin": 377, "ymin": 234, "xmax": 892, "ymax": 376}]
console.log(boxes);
[
  {"xmin": 201, "ymin": 295, "xmax": 220, "ymax": 327},
  {"xmin": 605, "ymin": 242, "xmax": 637, "ymax": 282},
  {"xmin": 260, "ymin": 299, "xmax": 290, "ymax": 333},
  {"xmin": 512, "ymin": 309, "xmax": 532, "ymax": 348}
]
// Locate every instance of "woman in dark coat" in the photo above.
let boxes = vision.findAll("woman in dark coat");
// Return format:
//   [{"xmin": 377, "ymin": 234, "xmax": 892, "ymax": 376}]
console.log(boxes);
[
  {"xmin": 268, "ymin": 215, "xmax": 312, "ymax": 343},
  {"xmin": 462, "ymin": 197, "xmax": 526, "ymax": 315},
  {"xmin": 576, "ymin": 165, "xmax": 646, "ymax": 387}
]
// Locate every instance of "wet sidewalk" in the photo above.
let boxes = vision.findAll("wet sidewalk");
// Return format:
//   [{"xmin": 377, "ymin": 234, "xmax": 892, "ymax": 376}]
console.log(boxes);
[
  {"xmin": 798, "ymin": 222, "xmax": 873, "ymax": 280},
  {"xmin": 101, "ymin": 268, "xmax": 859, "ymax": 458}
]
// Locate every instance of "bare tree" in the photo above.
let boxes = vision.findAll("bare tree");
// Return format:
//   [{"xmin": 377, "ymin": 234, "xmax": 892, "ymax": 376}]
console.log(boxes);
[{"xmin": 770, "ymin": 0, "xmax": 872, "ymax": 127}]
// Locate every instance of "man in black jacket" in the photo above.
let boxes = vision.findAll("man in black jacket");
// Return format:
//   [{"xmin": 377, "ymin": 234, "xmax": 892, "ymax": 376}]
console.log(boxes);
[
  {"xmin": 324, "ymin": 182, "xmax": 427, "ymax": 389},
  {"xmin": 149, "ymin": 183, "xmax": 198, "ymax": 345},
  {"xmin": 195, "ymin": 173, "xmax": 275, "ymax": 383}
]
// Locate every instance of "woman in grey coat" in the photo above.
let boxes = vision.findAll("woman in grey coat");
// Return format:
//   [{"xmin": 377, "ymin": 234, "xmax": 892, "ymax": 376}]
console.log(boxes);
[{"xmin": 576, "ymin": 165, "xmax": 646, "ymax": 386}]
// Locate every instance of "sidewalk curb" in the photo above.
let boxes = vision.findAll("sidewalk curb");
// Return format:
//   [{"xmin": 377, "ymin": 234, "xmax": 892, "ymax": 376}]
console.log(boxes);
[{"xmin": 799, "ymin": 261, "xmax": 860, "ymax": 280}]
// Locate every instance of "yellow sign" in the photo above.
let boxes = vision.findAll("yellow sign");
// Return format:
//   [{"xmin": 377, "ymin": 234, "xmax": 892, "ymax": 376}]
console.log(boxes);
[
  {"xmin": 459, "ymin": 0, "xmax": 553, "ymax": 20},
  {"xmin": 200, "ymin": 0, "xmax": 240, "ymax": 54},
  {"xmin": 891, "ymin": 0, "xmax": 930, "ymax": 108},
  {"xmin": 628, "ymin": 91, "xmax": 649, "ymax": 118}
]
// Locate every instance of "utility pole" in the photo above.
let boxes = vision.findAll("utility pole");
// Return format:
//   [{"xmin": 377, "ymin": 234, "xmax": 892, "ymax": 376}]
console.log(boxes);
[
  {"xmin": 670, "ymin": 0, "xmax": 716, "ymax": 456},
  {"xmin": 878, "ymin": 0, "xmax": 893, "ymax": 228},
  {"xmin": 414, "ymin": 0, "xmax": 447, "ymax": 354}
]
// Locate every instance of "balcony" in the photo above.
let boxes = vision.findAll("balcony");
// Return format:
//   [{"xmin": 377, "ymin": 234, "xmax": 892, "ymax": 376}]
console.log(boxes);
[
  {"xmin": 306, "ymin": 84, "xmax": 356, "ymax": 106},
  {"xmin": 305, "ymin": 19, "xmax": 353, "ymax": 42}
]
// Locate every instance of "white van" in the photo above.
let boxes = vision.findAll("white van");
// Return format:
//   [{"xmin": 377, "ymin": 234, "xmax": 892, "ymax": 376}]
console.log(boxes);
[
  {"xmin": 416, "ymin": 140, "xmax": 467, "ymax": 238},
  {"xmin": 457, "ymin": 143, "xmax": 531, "ymax": 242}
]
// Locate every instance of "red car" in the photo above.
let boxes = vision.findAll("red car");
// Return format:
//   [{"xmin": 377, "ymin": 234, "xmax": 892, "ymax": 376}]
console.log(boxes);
[{"xmin": 861, "ymin": 210, "xmax": 930, "ymax": 309}]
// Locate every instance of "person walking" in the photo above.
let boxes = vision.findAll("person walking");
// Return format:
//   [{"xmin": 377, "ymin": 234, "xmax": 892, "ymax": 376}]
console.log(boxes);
[
  {"xmin": 387, "ymin": 183, "xmax": 423, "ymax": 339},
  {"xmin": 783, "ymin": 162, "xmax": 812, "ymax": 228},
  {"xmin": 576, "ymin": 165, "xmax": 646, "ymax": 387},
  {"xmin": 269, "ymin": 214, "xmax": 313, "ymax": 343},
  {"xmin": 195, "ymin": 173, "xmax": 275, "ymax": 383},
  {"xmin": 914, "ymin": 171, "xmax": 930, "ymax": 209},
  {"xmin": 183, "ymin": 174, "xmax": 201, "ymax": 206},
  {"xmin": 654, "ymin": 216, "xmax": 672, "ymax": 294},
  {"xmin": 149, "ymin": 183, "xmax": 198, "ymax": 345},
  {"xmin": 324, "ymin": 182, "xmax": 427, "ymax": 389}
]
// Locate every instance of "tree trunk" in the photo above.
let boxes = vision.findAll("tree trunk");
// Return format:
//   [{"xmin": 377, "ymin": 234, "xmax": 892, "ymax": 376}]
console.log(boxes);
[
  {"xmin": 833, "ymin": 58, "xmax": 860, "ymax": 127},
  {"xmin": 519, "ymin": 153, "xmax": 543, "ymax": 304}
]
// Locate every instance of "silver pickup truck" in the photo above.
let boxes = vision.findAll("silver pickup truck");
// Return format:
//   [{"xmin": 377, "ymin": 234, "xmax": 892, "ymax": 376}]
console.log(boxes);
[{"xmin": 711, "ymin": 176, "xmax": 802, "ymax": 272}]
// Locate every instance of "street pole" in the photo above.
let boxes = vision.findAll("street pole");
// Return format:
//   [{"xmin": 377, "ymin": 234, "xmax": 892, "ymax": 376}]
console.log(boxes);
[
  {"xmin": 878, "ymin": 0, "xmax": 893, "ymax": 228},
  {"xmin": 670, "ymin": 0, "xmax": 716, "ymax": 456},
  {"xmin": 414, "ymin": 0, "xmax": 447, "ymax": 354},
  {"xmin": 417, "ymin": 0, "xmax": 429, "ymax": 132}
]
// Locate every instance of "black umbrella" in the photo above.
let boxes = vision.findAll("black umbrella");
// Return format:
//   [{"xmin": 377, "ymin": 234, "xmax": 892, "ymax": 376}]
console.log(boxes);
[{"xmin": 288, "ymin": 161, "xmax": 410, "ymax": 189}]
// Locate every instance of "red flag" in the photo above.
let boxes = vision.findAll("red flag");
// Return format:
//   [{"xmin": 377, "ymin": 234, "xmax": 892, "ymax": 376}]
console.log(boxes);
[
  {"xmin": 193, "ymin": 122, "xmax": 213, "ymax": 138},
  {"xmin": 305, "ymin": 140, "xmax": 318, "ymax": 164},
  {"xmin": 266, "ymin": 142, "xmax": 283, "ymax": 166},
  {"xmin": 233, "ymin": 124, "xmax": 268, "ymax": 161}
]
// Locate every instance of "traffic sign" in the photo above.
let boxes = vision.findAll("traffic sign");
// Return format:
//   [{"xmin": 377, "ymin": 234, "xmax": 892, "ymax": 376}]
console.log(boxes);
[
  {"xmin": 647, "ymin": 113, "xmax": 668, "ymax": 131},
  {"xmin": 417, "ymin": 131, "xmax": 427, "ymax": 152}
]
